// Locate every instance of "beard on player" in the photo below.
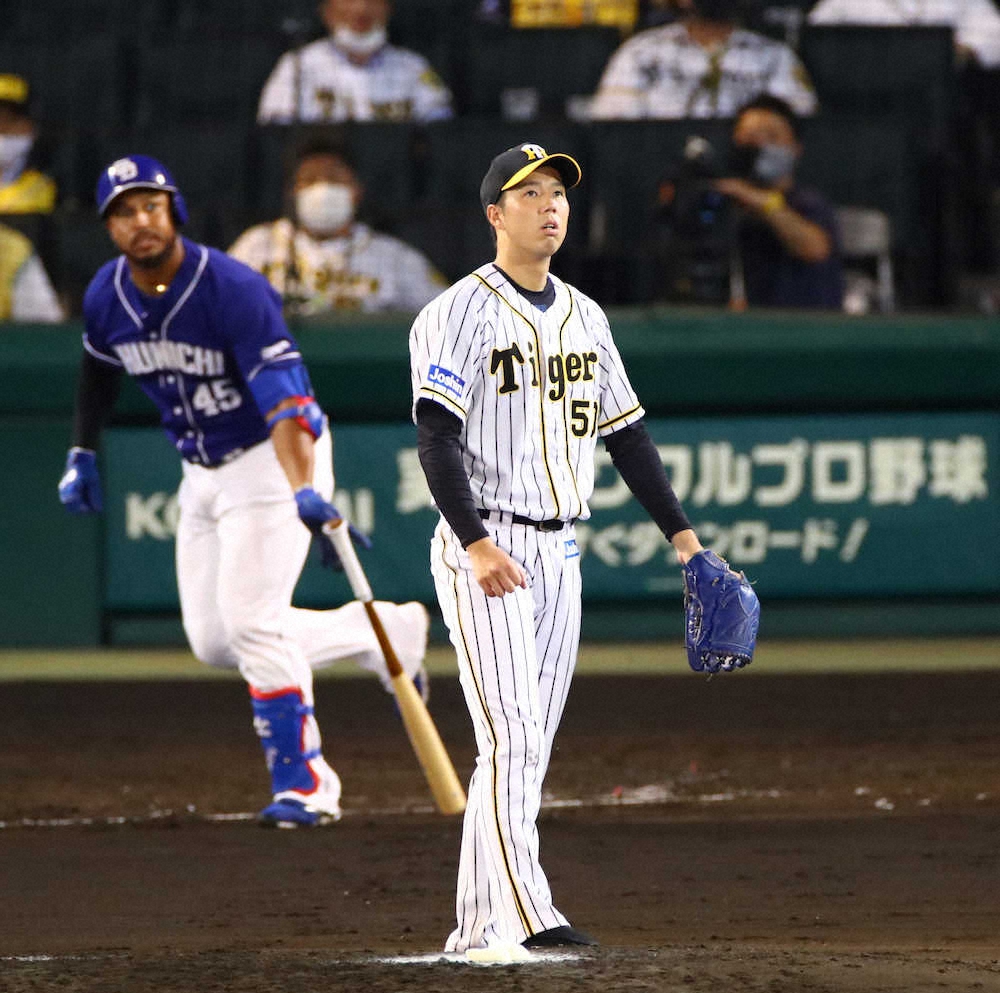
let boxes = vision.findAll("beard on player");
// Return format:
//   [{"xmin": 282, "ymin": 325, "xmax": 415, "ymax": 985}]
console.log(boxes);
[{"xmin": 126, "ymin": 230, "xmax": 179, "ymax": 270}]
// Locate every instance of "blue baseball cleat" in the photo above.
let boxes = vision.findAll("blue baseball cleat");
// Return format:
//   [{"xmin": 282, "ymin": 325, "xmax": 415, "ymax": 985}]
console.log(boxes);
[{"xmin": 257, "ymin": 797, "xmax": 341, "ymax": 829}]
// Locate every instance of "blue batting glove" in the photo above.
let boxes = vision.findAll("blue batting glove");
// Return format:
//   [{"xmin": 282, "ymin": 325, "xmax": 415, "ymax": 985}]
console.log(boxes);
[
  {"xmin": 58, "ymin": 448, "xmax": 103, "ymax": 514},
  {"xmin": 294, "ymin": 486, "xmax": 372, "ymax": 570}
]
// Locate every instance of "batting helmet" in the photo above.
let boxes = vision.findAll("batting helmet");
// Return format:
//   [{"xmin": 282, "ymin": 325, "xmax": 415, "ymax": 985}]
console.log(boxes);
[{"xmin": 96, "ymin": 154, "xmax": 189, "ymax": 225}]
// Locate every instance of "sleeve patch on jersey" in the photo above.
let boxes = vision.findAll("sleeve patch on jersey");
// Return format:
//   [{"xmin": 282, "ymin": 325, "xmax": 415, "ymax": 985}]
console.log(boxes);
[
  {"xmin": 261, "ymin": 340, "xmax": 293, "ymax": 361},
  {"xmin": 426, "ymin": 364, "xmax": 465, "ymax": 399}
]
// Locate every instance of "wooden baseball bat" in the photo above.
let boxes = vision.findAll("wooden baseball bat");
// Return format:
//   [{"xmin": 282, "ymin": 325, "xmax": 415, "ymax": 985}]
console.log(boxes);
[{"xmin": 322, "ymin": 520, "xmax": 467, "ymax": 816}]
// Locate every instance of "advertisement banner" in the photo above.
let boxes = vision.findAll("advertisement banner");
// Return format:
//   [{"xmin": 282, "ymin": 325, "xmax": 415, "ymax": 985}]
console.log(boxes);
[{"xmin": 103, "ymin": 411, "xmax": 999, "ymax": 610}]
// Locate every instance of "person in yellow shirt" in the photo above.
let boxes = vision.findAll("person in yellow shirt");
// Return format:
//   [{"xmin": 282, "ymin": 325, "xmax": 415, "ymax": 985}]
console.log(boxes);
[
  {"xmin": 0, "ymin": 223, "xmax": 64, "ymax": 321},
  {"xmin": 0, "ymin": 73, "xmax": 56, "ymax": 216}
]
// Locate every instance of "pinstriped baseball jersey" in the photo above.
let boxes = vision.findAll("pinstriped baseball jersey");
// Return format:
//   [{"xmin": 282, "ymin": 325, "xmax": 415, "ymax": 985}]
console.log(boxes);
[
  {"xmin": 257, "ymin": 38, "xmax": 453, "ymax": 123},
  {"xmin": 409, "ymin": 262, "xmax": 645, "ymax": 522},
  {"xmin": 229, "ymin": 219, "xmax": 446, "ymax": 316},
  {"xmin": 589, "ymin": 22, "xmax": 818, "ymax": 119}
]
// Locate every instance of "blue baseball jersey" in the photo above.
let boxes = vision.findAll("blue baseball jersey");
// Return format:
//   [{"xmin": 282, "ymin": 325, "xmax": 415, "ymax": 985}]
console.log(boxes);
[{"xmin": 83, "ymin": 238, "xmax": 312, "ymax": 466}]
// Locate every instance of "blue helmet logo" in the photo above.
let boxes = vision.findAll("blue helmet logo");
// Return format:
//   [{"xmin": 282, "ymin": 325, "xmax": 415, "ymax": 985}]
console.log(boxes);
[{"xmin": 96, "ymin": 154, "xmax": 189, "ymax": 224}]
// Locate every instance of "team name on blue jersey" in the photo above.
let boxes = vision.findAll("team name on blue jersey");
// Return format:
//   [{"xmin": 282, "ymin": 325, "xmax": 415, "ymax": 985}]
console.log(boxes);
[
  {"xmin": 82, "ymin": 239, "xmax": 309, "ymax": 467},
  {"xmin": 113, "ymin": 340, "xmax": 226, "ymax": 377}
]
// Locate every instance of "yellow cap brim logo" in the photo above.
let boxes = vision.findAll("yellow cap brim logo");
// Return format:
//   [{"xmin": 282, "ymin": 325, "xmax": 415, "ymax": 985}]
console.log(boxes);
[{"xmin": 501, "ymin": 153, "xmax": 582, "ymax": 193}]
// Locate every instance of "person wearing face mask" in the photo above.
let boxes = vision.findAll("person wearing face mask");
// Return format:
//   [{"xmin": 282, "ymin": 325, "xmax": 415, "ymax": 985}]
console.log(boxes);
[
  {"xmin": 229, "ymin": 139, "xmax": 446, "ymax": 315},
  {"xmin": 589, "ymin": 0, "xmax": 817, "ymax": 119},
  {"xmin": 0, "ymin": 73, "xmax": 56, "ymax": 216},
  {"xmin": 715, "ymin": 94, "xmax": 843, "ymax": 309},
  {"xmin": 257, "ymin": 0, "xmax": 454, "ymax": 123}
]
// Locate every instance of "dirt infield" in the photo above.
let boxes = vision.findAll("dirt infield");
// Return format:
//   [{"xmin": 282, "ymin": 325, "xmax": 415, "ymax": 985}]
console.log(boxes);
[{"xmin": 2, "ymin": 668, "xmax": 999, "ymax": 992}]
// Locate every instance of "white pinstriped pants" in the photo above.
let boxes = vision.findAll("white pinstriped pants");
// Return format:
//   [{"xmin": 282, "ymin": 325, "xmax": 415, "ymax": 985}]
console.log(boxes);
[{"xmin": 431, "ymin": 515, "xmax": 583, "ymax": 952}]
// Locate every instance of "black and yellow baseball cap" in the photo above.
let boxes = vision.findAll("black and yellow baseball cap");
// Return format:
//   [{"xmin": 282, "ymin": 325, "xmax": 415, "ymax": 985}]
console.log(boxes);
[
  {"xmin": 480, "ymin": 142, "xmax": 582, "ymax": 213},
  {"xmin": 0, "ymin": 73, "xmax": 31, "ymax": 113}
]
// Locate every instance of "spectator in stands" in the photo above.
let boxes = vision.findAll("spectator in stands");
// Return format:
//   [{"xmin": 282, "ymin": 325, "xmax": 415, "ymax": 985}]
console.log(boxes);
[
  {"xmin": 808, "ymin": 0, "xmax": 1000, "ymax": 69},
  {"xmin": 0, "ymin": 73, "xmax": 56, "ymax": 215},
  {"xmin": 0, "ymin": 222, "xmax": 64, "ymax": 322},
  {"xmin": 589, "ymin": 0, "xmax": 818, "ymax": 118},
  {"xmin": 229, "ymin": 139, "xmax": 446, "ymax": 316},
  {"xmin": 716, "ymin": 94, "xmax": 842, "ymax": 309},
  {"xmin": 257, "ymin": 0, "xmax": 454, "ymax": 123}
]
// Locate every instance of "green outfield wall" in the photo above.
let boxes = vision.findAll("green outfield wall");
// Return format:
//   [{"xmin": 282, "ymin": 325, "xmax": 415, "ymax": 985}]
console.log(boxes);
[{"xmin": 2, "ymin": 310, "xmax": 998, "ymax": 646}]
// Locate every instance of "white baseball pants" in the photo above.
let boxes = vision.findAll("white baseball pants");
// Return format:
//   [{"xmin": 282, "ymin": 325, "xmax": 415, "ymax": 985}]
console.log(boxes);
[
  {"xmin": 176, "ymin": 428, "xmax": 423, "ymax": 694},
  {"xmin": 430, "ymin": 515, "xmax": 583, "ymax": 952}
]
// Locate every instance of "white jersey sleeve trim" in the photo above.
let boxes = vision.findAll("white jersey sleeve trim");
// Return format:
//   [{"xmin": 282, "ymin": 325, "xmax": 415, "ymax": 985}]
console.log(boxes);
[{"xmin": 82, "ymin": 334, "xmax": 123, "ymax": 366}]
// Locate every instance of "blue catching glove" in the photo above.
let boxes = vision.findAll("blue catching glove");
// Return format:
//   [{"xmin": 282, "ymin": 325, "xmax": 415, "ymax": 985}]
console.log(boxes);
[
  {"xmin": 294, "ymin": 486, "xmax": 372, "ymax": 571},
  {"xmin": 58, "ymin": 448, "xmax": 103, "ymax": 514},
  {"xmin": 682, "ymin": 550, "xmax": 760, "ymax": 674}
]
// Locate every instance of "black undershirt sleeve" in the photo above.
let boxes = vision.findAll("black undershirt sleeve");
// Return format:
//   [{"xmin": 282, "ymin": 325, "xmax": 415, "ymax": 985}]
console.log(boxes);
[
  {"xmin": 415, "ymin": 398, "xmax": 490, "ymax": 549},
  {"xmin": 72, "ymin": 351, "xmax": 124, "ymax": 450},
  {"xmin": 604, "ymin": 419, "xmax": 692, "ymax": 540}
]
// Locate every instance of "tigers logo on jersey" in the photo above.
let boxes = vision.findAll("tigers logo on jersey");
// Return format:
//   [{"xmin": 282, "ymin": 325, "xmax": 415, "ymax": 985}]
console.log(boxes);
[{"xmin": 489, "ymin": 343, "xmax": 598, "ymax": 401}]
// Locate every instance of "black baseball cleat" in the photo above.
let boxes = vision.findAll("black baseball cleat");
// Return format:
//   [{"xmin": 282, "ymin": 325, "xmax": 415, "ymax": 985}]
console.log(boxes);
[{"xmin": 522, "ymin": 925, "xmax": 598, "ymax": 948}]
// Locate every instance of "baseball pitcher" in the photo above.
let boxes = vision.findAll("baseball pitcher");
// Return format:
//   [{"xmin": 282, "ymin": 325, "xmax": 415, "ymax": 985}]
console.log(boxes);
[{"xmin": 409, "ymin": 142, "xmax": 759, "ymax": 958}]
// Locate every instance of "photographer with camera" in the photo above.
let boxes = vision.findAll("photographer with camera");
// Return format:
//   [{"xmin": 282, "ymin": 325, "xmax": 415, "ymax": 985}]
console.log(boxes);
[
  {"xmin": 652, "ymin": 95, "xmax": 842, "ymax": 308},
  {"xmin": 718, "ymin": 95, "xmax": 843, "ymax": 309}
]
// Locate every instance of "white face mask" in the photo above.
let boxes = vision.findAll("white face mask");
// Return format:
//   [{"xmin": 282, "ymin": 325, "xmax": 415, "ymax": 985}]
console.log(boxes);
[
  {"xmin": 332, "ymin": 24, "xmax": 387, "ymax": 57},
  {"xmin": 296, "ymin": 182, "xmax": 355, "ymax": 235},
  {"xmin": 0, "ymin": 133, "xmax": 33, "ymax": 172}
]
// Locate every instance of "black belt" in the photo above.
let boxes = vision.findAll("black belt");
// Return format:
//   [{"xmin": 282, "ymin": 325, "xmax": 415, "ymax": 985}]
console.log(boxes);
[{"xmin": 478, "ymin": 508, "xmax": 575, "ymax": 532}]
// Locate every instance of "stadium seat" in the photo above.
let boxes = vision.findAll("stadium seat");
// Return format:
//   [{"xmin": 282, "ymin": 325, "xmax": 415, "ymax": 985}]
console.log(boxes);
[
  {"xmin": 0, "ymin": 37, "xmax": 127, "ymax": 131},
  {"xmin": 50, "ymin": 208, "xmax": 119, "ymax": 316},
  {"xmin": 127, "ymin": 123, "xmax": 253, "ymax": 221},
  {"xmin": 386, "ymin": 0, "xmax": 470, "ymax": 93},
  {"xmin": 132, "ymin": 36, "xmax": 284, "ymax": 129},
  {"xmin": 797, "ymin": 114, "xmax": 920, "ymax": 253},
  {"xmin": 170, "ymin": 0, "xmax": 320, "ymax": 37},
  {"xmin": 419, "ymin": 119, "xmax": 588, "ymax": 209},
  {"xmin": 4, "ymin": 0, "xmax": 167, "ymax": 41},
  {"xmin": 797, "ymin": 112, "xmax": 950, "ymax": 306},
  {"xmin": 799, "ymin": 26, "xmax": 956, "ymax": 143},
  {"xmin": 837, "ymin": 206, "xmax": 896, "ymax": 314},
  {"xmin": 390, "ymin": 201, "xmax": 491, "ymax": 284},
  {"xmin": 458, "ymin": 26, "xmax": 622, "ymax": 118}
]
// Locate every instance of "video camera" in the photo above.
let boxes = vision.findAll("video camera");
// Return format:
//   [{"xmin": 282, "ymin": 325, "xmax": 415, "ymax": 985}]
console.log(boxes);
[
  {"xmin": 654, "ymin": 135, "xmax": 735, "ymax": 305},
  {"xmin": 653, "ymin": 133, "xmax": 786, "ymax": 304}
]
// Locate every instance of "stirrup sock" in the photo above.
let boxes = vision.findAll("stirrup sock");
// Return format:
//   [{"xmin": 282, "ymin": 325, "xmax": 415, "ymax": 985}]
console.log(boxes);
[{"xmin": 250, "ymin": 688, "xmax": 321, "ymax": 796}]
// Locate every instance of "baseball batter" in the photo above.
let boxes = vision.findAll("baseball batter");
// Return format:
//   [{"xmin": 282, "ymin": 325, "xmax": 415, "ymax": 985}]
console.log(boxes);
[
  {"xmin": 409, "ymin": 142, "xmax": 707, "ymax": 955},
  {"xmin": 58, "ymin": 155, "xmax": 428, "ymax": 828}
]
